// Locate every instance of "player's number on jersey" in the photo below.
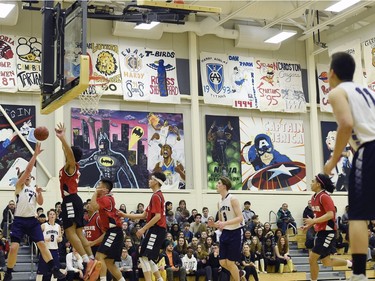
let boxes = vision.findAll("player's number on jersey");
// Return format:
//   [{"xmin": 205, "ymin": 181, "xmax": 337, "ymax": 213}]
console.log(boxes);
[{"xmin": 223, "ymin": 212, "xmax": 228, "ymax": 221}]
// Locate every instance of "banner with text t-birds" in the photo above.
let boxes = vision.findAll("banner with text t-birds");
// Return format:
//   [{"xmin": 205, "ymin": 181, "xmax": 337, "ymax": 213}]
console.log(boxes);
[
  {"xmin": 143, "ymin": 48, "xmax": 180, "ymax": 104},
  {"xmin": 15, "ymin": 36, "xmax": 42, "ymax": 92},
  {"xmin": 228, "ymin": 54, "xmax": 258, "ymax": 110},
  {"xmin": 120, "ymin": 47, "xmax": 148, "ymax": 101},
  {"xmin": 317, "ymin": 64, "xmax": 332, "ymax": 112},
  {"xmin": 278, "ymin": 60, "xmax": 306, "ymax": 113},
  {"xmin": 362, "ymin": 37, "xmax": 375, "ymax": 91},
  {"xmin": 87, "ymin": 42, "xmax": 123, "ymax": 95},
  {"xmin": 0, "ymin": 34, "xmax": 18, "ymax": 93},
  {"xmin": 200, "ymin": 52, "xmax": 231, "ymax": 105},
  {"xmin": 254, "ymin": 58, "xmax": 284, "ymax": 111}
]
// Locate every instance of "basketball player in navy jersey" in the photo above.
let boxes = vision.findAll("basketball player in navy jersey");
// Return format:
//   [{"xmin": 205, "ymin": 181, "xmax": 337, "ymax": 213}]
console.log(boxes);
[
  {"xmin": 324, "ymin": 52, "xmax": 375, "ymax": 281},
  {"xmin": 208, "ymin": 176, "xmax": 243, "ymax": 281},
  {"xmin": 303, "ymin": 174, "xmax": 352, "ymax": 281},
  {"xmin": 118, "ymin": 172, "xmax": 167, "ymax": 281},
  {"xmin": 4, "ymin": 143, "xmax": 66, "ymax": 281},
  {"xmin": 55, "ymin": 123, "xmax": 98, "ymax": 280}
]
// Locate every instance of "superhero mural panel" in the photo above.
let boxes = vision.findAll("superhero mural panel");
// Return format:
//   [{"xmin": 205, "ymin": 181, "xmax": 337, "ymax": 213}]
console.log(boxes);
[
  {"xmin": 71, "ymin": 108, "xmax": 186, "ymax": 189},
  {"xmin": 240, "ymin": 117, "xmax": 306, "ymax": 191},
  {"xmin": 0, "ymin": 105, "xmax": 37, "ymax": 188},
  {"xmin": 321, "ymin": 121, "xmax": 353, "ymax": 192},
  {"xmin": 206, "ymin": 115, "xmax": 242, "ymax": 190}
]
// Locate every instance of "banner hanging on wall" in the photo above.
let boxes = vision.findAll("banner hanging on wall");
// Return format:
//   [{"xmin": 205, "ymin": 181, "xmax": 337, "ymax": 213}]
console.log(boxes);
[
  {"xmin": 87, "ymin": 42, "xmax": 123, "ymax": 95},
  {"xmin": 15, "ymin": 36, "xmax": 42, "ymax": 92},
  {"xmin": 205, "ymin": 115, "xmax": 242, "ymax": 190},
  {"xmin": 0, "ymin": 104, "xmax": 37, "ymax": 188},
  {"xmin": 0, "ymin": 34, "xmax": 18, "ymax": 93},
  {"xmin": 240, "ymin": 117, "xmax": 306, "ymax": 191},
  {"xmin": 316, "ymin": 63, "xmax": 332, "ymax": 112},
  {"xmin": 71, "ymin": 108, "xmax": 185, "ymax": 189},
  {"xmin": 362, "ymin": 36, "xmax": 375, "ymax": 91},
  {"xmin": 321, "ymin": 121, "xmax": 353, "ymax": 192}
]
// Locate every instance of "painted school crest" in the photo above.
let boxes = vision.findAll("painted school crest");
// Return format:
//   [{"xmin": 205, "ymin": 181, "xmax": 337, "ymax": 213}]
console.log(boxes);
[{"xmin": 206, "ymin": 63, "xmax": 224, "ymax": 94}]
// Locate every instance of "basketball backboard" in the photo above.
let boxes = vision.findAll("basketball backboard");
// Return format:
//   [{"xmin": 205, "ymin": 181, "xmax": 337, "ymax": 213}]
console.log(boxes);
[{"xmin": 40, "ymin": 0, "xmax": 89, "ymax": 114}]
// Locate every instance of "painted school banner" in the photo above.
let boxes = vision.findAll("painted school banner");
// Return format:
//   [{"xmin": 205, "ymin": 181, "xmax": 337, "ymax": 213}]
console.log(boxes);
[
  {"xmin": 71, "ymin": 108, "xmax": 186, "ymax": 189},
  {"xmin": 240, "ymin": 117, "xmax": 306, "ymax": 191},
  {"xmin": 15, "ymin": 36, "xmax": 42, "ymax": 92},
  {"xmin": 87, "ymin": 42, "xmax": 123, "ymax": 95},
  {"xmin": 0, "ymin": 105, "xmax": 37, "ymax": 188},
  {"xmin": 316, "ymin": 63, "xmax": 332, "ymax": 112},
  {"xmin": 362, "ymin": 36, "xmax": 375, "ymax": 91},
  {"xmin": 321, "ymin": 121, "xmax": 353, "ymax": 192},
  {"xmin": 0, "ymin": 34, "xmax": 18, "ymax": 93}
]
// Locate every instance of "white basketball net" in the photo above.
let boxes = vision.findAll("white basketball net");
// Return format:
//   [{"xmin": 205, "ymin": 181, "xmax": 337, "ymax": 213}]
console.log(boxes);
[{"xmin": 79, "ymin": 78, "xmax": 108, "ymax": 115}]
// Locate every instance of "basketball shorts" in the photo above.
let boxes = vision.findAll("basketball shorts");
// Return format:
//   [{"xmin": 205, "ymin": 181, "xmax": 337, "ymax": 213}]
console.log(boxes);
[
  {"xmin": 140, "ymin": 225, "xmax": 166, "ymax": 261},
  {"xmin": 97, "ymin": 227, "xmax": 124, "ymax": 261},
  {"xmin": 219, "ymin": 228, "xmax": 243, "ymax": 262},
  {"xmin": 61, "ymin": 194, "xmax": 85, "ymax": 229},
  {"xmin": 312, "ymin": 230, "xmax": 335, "ymax": 259},
  {"xmin": 349, "ymin": 140, "xmax": 375, "ymax": 220},
  {"xmin": 10, "ymin": 217, "xmax": 44, "ymax": 243}
]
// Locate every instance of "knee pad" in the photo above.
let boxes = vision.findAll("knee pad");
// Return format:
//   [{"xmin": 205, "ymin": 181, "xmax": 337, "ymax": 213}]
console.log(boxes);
[
  {"xmin": 149, "ymin": 260, "xmax": 159, "ymax": 273},
  {"xmin": 139, "ymin": 256, "xmax": 151, "ymax": 272}
]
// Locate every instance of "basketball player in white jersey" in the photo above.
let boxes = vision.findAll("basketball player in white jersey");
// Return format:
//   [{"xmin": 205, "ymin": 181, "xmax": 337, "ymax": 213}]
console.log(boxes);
[
  {"xmin": 4, "ymin": 143, "xmax": 65, "ymax": 281},
  {"xmin": 37, "ymin": 209, "xmax": 62, "ymax": 281},
  {"xmin": 324, "ymin": 52, "xmax": 375, "ymax": 281},
  {"xmin": 208, "ymin": 176, "xmax": 243, "ymax": 281}
]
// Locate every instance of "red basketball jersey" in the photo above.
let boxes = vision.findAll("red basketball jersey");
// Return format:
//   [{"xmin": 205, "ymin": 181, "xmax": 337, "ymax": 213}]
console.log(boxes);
[
  {"xmin": 311, "ymin": 190, "xmax": 336, "ymax": 232},
  {"xmin": 146, "ymin": 190, "xmax": 166, "ymax": 229},
  {"xmin": 84, "ymin": 211, "xmax": 103, "ymax": 246},
  {"xmin": 59, "ymin": 164, "xmax": 80, "ymax": 198},
  {"xmin": 97, "ymin": 194, "xmax": 122, "ymax": 231}
]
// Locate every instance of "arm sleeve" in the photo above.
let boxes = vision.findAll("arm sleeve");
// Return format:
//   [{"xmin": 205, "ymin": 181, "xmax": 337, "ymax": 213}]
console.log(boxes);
[{"xmin": 65, "ymin": 254, "xmax": 75, "ymax": 271}]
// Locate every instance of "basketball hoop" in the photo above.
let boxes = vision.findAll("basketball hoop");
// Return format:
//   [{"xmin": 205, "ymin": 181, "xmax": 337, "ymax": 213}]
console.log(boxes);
[{"xmin": 79, "ymin": 76, "xmax": 109, "ymax": 115}]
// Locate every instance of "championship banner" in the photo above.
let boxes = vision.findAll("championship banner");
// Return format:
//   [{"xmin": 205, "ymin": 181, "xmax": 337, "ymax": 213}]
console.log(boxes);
[
  {"xmin": 87, "ymin": 42, "xmax": 123, "ymax": 95},
  {"xmin": 362, "ymin": 36, "xmax": 375, "ymax": 91},
  {"xmin": 316, "ymin": 63, "xmax": 332, "ymax": 112},
  {"xmin": 278, "ymin": 60, "xmax": 306, "ymax": 113},
  {"xmin": 321, "ymin": 121, "xmax": 353, "ymax": 192},
  {"xmin": 329, "ymin": 39, "xmax": 364, "ymax": 84},
  {"xmin": 143, "ymin": 48, "xmax": 180, "ymax": 104},
  {"xmin": 71, "ymin": 108, "xmax": 187, "ymax": 189},
  {"xmin": 200, "ymin": 52, "xmax": 232, "ymax": 105},
  {"xmin": 253, "ymin": 58, "xmax": 284, "ymax": 112},
  {"xmin": 0, "ymin": 34, "xmax": 18, "ymax": 93},
  {"xmin": 147, "ymin": 112, "xmax": 185, "ymax": 189},
  {"xmin": 15, "ymin": 36, "xmax": 42, "ymax": 92},
  {"xmin": 240, "ymin": 117, "xmax": 306, "ymax": 191},
  {"xmin": 0, "ymin": 105, "xmax": 37, "ymax": 188},
  {"xmin": 205, "ymin": 115, "xmax": 242, "ymax": 190},
  {"xmin": 119, "ymin": 47, "xmax": 149, "ymax": 101},
  {"xmin": 228, "ymin": 54, "xmax": 258, "ymax": 110}
]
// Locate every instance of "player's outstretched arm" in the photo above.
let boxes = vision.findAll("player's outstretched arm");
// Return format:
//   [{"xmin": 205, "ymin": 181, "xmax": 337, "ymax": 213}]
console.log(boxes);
[{"xmin": 55, "ymin": 123, "xmax": 76, "ymax": 174}]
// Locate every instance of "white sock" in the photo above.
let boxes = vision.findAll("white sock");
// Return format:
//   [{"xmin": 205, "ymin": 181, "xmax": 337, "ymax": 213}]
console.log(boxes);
[
  {"xmin": 118, "ymin": 278, "xmax": 125, "ymax": 281},
  {"xmin": 89, "ymin": 255, "xmax": 95, "ymax": 260},
  {"xmin": 347, "ymin": 260, "xmax": 353, "ymax": 267},
  {"xmin": 82, "ymin": 254, "xmax": 89, "ymax": 263},
  {"xmin": 157, "ymin": 278, "xmax": 164, "ymax": 281},
  {"xmin": 100, "ymin": 277, "xmax": 106, "ymax": 281}
]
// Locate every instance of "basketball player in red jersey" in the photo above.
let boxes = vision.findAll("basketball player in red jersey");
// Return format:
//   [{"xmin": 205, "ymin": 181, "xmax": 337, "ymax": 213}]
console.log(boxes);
[
  {"xmin": 303, "ymin": 173, "xmax": 352, "ymax": 281},
  {"xmin": 55, "ymin": 123, "xmax": 99, "ymax": 280},
  {"xmin": 118, "ymin": 172, "xmax": 167, "ymax": 281},
  {"xmin": 90, "ymin": 178, "xmax": 125, "ymax": 281}
]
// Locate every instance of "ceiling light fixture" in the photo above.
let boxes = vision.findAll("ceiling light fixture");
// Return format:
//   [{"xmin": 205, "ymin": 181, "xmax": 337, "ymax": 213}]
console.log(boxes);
[
  {"xmin": 134, "ymin": 21, "xmax": 160, "ymax": 30},
  {"xmin": 264, "ymin": 30, "xmax": 297, "ymax": 44},
  {"xmin": 0, "ymin": 3, "xmax": 15, "ymax": 18},
  {"xmin": 325, "ymin": 0, "xmax": 361, "ymax": 13}
]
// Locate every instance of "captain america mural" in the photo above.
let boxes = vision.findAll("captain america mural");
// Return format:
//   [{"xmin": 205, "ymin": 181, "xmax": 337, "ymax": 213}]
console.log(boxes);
[{"xmin": 240, "ymin": 117, "xmax": 306, "ymax": 191}]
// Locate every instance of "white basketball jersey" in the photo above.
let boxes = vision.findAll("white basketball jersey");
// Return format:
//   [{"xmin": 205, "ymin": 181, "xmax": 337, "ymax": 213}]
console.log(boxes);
[
  {"xmin": 14, "ymin": 185, "xmax": 37, "ymax": 217},
  {"xmin": 43, "ymin": 222, "xmax": 60, "ymax": 250},
  {"xmin": 219, "ymin": 194, "xmax": 241, "ymax": 230},
  {"xmin": 338, "ymin": 82, "xmax": 375, "ymax": 149}
]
